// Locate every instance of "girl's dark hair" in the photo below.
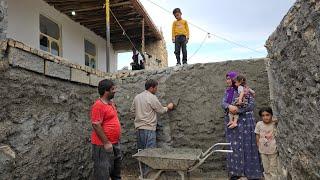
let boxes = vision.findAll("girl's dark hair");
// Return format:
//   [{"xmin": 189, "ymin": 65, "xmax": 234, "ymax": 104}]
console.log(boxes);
[
  {"xmin": 145, "ymin": 79, "xmax": 158, "ymax": 90},
  {"xmin": 173, "ymin": 8, "xmax": 181, "ymax": 14},
  {"xmin": 259, "ymin": 107, "xmax": 273, "ymax": 116},
  {"xmin": 235, "ymin": 75, "xmax": 246, "ymax": 86},
  {"xmin": 98, "ymin": 79, "xmax": 114, "ymax": 96}
]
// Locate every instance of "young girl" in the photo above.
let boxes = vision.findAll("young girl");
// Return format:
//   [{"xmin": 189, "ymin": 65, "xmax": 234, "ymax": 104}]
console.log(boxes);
[
  {"xmin": 227, "ymin": 75, "xmax": 255, "ymax": 128},
  {"xmin": 255, "ymin": 107, "xmax": 279, "ymax": 180}
]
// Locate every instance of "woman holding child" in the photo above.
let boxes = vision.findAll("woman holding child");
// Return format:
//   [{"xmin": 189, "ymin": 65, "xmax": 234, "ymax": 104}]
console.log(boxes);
[{"xmin": 221, "ymin": 71, "xmax": 263, "ymax": 180}]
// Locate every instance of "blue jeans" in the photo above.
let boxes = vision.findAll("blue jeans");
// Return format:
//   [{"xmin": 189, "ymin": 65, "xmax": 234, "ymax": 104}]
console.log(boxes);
[
  {"xmin": 137, "ymin": 129, "xmax": 156, "ymax": 149},
  {"xmin": 136, "ymin": 129, "xmax": 156, "ymax": 176}
]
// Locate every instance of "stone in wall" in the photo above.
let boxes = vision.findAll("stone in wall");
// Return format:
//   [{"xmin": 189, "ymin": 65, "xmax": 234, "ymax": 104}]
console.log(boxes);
[
  {"xmin": 0, "ymin": 57, "xmax": 270, "ymax": 179},
  {"xmin": 265, "ymin": 0, "xmax": 320, "ymax": 179},
  {"xmin": 0, "ymin": 144, "xmax": 15, "ymax": 180},
  {"xmin": 9, "ymin": 47, "xmax": 45, "ymax": 74},
  {"xmin": 0, "ymin": 0, "xmax": 7, "ymax": 40}
]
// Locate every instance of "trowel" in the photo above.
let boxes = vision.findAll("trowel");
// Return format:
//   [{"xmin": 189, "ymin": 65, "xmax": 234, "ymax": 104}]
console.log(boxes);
[{"xmin": 170, "ymin": 97, "xmax": 180, "ymax": 110}]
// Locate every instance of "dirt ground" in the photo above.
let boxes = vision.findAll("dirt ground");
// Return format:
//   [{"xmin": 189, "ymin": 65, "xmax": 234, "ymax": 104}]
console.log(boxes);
[{"xmin": 122, "ymin": 169, "xmax": 228, "ymax": 180}]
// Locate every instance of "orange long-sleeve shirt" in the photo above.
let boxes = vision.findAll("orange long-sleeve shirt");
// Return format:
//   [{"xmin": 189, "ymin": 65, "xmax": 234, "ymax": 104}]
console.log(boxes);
[{"xmin": 172, "ymin": 19, "xmax": 189, "ymax": 39}]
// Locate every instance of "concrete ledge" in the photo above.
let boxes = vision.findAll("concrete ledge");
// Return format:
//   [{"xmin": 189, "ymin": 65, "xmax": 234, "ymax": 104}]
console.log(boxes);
[
  {"xmin": 89, "ymin": 74, "xmax": 104, "ymax": 86},
  {"xmin": 71, "ymin": 68, "xmax": 89, "ymax": 84},
  {"xmin": 45, "ymin": 61, "xmax": 70, "ymax": 80},
  {"xmin": 3, "ymin": 39, "xmax": 168, "ymax": 82},
  {"xmin": 2, "ymin": 39, "xmax": 270, "ymax": 88},
  {"xmin": 7, "ymin": 39, "xmax": 104, "ymax": 76},
  {"xmin": 8, "ymin": 47, "xmax": 44, "ymax": 74}
]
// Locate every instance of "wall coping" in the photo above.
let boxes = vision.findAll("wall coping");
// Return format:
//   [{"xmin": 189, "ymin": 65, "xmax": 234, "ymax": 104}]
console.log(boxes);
[
  {"xmin": 4, "ymin": 39, "xmax": 109, "ymax": 77},
  {"xmin": 0, "ymin": 39, "xmax": 270, "ymax": 86}
]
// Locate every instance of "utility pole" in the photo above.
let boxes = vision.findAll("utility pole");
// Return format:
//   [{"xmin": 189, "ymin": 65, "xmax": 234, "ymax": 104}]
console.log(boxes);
[
  {"xmin": 105, "ymin": 0, "xmax": 110, "ymax": 72},
  {"xmin": 141, "ymin": 18, "xmax": 145, "ymax": 53}
]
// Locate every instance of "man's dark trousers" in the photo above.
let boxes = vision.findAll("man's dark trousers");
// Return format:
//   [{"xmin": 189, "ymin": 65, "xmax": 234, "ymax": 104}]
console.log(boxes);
[
  {"xmin": 174, "ymin": 35, "xmax": 187, "ymax": 64},
  {"xmin": 92, "ymin": 143, "xmax": 122, "ymax": 180}
]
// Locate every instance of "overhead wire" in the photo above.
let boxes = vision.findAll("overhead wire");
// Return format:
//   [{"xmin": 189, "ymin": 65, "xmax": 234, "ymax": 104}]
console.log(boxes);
[
  {"xmin": 188, "ymin": 33, "xmax": 210, "ymax": 61},
  {"xmin": 144, "ymin": 0, "xmax": 265, "ymax": 55},
  {"xmin": 109, "ymin": 8, "xmax": 138, "ymax": 51}
]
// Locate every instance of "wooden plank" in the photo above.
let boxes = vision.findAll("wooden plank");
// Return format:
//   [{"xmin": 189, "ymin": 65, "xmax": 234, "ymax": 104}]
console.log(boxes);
[
  {"xmin": 110, "ymin": 1, "xmax": 131, "ymax": 7},
  {"xmin": 141, "ymin": 18, "xmax": 145, "ymax": 52},
  {"xmin": 112, "ymin": 42, "xmax": 133, "ymax": 51},
  {"xmin": 130, "ymin": 0, "xmax": 161, "ymax": 40},
  {"xmin": 44, "ymin": 0, "xmax": 162, "ymax": 43},
  {"xmin": 83, "ymin": 24, "xmax": 105, "ymax": 29},
  {"xmin": 110, "ymin": 26, "xmax": 141, "ymax": 33},
  {"xmin": 52, "ymin": 2, "xmax": 103, "ymax": 11},
  {"xmin": 61, "ymin": 6, "xmax": 104, "ymax": 13},
  {"xmin": 111, "ymin": 32, "xmax": 153, "ymax": 41},
  {"xmin": 77, "ymin": 18, "xmax": 105, "ymax": 23}
]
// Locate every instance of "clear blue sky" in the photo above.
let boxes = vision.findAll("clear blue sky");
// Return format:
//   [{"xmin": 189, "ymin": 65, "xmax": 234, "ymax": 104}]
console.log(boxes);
[{"xmin": 117, "ymin": 0, "xmax": 295, "ymax": 70}]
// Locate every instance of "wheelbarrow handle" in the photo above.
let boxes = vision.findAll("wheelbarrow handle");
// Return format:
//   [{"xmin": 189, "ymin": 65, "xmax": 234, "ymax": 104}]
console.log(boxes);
[
  {"xmin": 214, "ymin": 150, "xmax": 233, "ymax": 153},
  {"xmin": 201, "ymin": 143, "xmax": 232, "ymax": 157},
  {"xmin": 188, "ymin": 143, "xmax": 233, "ymax": 172}
]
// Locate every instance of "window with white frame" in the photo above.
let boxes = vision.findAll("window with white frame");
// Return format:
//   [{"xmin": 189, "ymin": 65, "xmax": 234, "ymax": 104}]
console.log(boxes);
[
  {"xmin": 84, "ymin": 39, "xmax": 97, "ymax": 69},
  {"xmin": 39, "ymin": 15, "xmax": 61, "ymax": 56}
]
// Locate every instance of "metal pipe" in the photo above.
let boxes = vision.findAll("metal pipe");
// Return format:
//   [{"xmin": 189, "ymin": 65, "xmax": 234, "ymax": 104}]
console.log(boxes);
[{"xmin": 105, "ymin": 0, "xmax": 110, "ymax": 72}]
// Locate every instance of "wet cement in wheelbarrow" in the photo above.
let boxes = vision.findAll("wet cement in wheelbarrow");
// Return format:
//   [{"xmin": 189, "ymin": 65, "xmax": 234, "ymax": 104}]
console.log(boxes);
[
  {"xmin": 130, "ymin": 148, "xmax": 229, "ymax": 179},
  {"xmin": 134, "ymin": 148, "xmax": 203, "ymax": 160},
  {"xmin": 133, "ymin": 148, "xmax": 204, "ymax": 171}
]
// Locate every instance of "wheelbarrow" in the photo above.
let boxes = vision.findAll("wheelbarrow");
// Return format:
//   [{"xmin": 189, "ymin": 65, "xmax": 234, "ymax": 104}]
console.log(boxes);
[{"xmin": 132, "ymin": 143, "xmax": 232, "ymax": 180}]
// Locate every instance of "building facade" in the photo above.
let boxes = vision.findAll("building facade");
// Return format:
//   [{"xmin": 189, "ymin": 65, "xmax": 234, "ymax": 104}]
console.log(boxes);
[{"xmin": 3, "ymin": 0, "xmax": 167, "ymax": 72}]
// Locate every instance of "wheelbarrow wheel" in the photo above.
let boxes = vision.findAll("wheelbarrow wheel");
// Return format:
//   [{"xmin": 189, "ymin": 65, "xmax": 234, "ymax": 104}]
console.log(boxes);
[
  {"xmin": 140, "ymin": 170, "xmax": 164, "ymax": 180},
  {"xmin": 177, "ymin": 171, "xmax": 186, "ymax": 180}
]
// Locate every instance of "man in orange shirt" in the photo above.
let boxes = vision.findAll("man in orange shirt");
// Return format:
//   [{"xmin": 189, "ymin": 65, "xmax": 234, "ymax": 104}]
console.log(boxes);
[
  {"xmin": 91, "ymin": 79, "xmax": 121, "ymax": 180},
  {"xmin": 172, "ymin": 8, "xmax": 190, "ymax": 65}
]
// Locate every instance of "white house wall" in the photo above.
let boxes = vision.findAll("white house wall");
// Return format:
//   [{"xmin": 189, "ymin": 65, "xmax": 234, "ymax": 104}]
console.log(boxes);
[{"xmin": 7, "ymin": 0, "xmax": 116, "ymax": 72}]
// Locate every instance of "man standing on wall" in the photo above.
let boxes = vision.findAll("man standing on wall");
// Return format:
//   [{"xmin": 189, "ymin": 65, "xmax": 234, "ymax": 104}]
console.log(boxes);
[
  {"xmin": 130, "ymin": 79, "xmax": 174, "ymax": 176},
  {"xmin": 90, "ymin": 79, "xmax": 122, "ymax": 180}
]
